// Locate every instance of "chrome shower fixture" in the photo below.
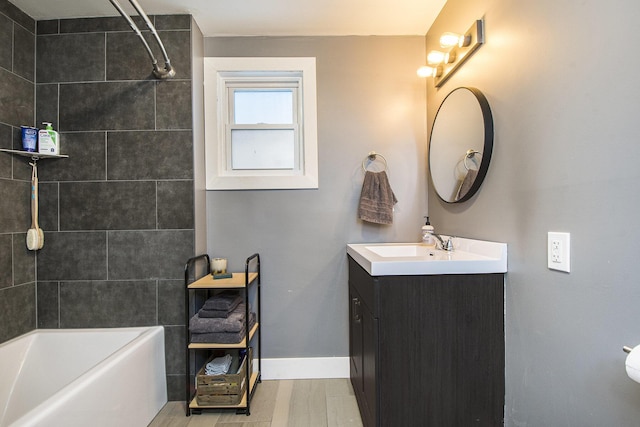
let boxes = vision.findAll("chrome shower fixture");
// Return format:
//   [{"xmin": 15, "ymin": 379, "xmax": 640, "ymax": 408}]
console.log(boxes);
[{"xmin": 108, "ymin": 0, "xmax": 176, "ymax": 79}]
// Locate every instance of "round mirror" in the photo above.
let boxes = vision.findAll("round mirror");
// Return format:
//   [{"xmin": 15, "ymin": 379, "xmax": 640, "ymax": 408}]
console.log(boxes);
[{"xmin": 429, "ymin": 87, "xmax": 493, "ymax": 203}]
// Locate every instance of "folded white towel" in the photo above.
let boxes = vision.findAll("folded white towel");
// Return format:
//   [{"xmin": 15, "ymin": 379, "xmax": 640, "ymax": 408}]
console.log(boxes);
[{"xmin": 205, "ymin": 354, "xmax": 232, "ymax": 375}]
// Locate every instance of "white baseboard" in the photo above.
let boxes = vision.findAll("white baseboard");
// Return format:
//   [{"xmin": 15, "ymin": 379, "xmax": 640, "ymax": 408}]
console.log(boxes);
[{"xmin": 259, "ymin": 357, "xmax": 350, "ymax": 380}]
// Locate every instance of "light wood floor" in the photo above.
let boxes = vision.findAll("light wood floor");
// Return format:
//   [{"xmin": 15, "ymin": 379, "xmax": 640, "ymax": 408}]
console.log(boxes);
[{"xmin": 148, "ymin": 379, "xmax": 363, "ymax": 427}]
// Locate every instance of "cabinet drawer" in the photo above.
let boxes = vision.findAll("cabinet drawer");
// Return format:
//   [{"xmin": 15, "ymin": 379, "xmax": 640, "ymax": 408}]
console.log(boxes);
[{"xmin": 348, "ymin": 256, "xmax": 377, "ymax": 316}]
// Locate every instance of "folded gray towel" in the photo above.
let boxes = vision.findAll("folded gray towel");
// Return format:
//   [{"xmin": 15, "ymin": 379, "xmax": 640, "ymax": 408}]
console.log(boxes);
[
  {"xmin": 454, "ymin": 169, "xmax": 478, "ymax": 201},
  {"xmin": 190, "ymin": 313, "xmax": 256, "ymax": 344},
  {"xmin": 190, "ymin": 303, "xmax": 247, "ymax": 333},
  {"xmin": 202, "ymin": 291, "xmax": 242, "ymax": 312},
  {"xmin": 358, "ymin": 170, "xmax": 398, "ymax": 225},
  {"xmin": 198, "ymin": 308, "xmax": 229, "ymax": 318}
]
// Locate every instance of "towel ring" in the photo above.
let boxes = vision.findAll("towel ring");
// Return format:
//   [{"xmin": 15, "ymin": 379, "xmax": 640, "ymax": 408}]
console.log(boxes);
[
  {"xmin": 362, "ymin": 151, "xmax": 388, "ymax": 173},
  {"xmin": 463, "ymin": 149, "xmax": 482, "ymax": 171}
]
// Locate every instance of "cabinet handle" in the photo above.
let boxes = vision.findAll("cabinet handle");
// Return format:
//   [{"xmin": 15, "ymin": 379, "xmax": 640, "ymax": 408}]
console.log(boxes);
[{"xmin": 352, "ymin": 297, "xmax": 361, "ymax": 322}]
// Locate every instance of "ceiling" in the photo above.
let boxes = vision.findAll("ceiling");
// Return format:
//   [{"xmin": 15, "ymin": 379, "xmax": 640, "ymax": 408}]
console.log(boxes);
[{"xmin": 9, "ymin": 0, "xmax": 446, "ymax": 37}]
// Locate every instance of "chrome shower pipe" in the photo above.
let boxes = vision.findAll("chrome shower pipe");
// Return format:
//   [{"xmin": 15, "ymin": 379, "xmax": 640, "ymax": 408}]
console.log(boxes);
[{"xmin": 108, "ymin": 0, "xmax": 176, "ymax": 79}]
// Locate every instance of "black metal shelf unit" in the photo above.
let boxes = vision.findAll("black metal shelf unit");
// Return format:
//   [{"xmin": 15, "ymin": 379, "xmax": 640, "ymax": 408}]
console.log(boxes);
[{"xmin": 183, "ymin": 253, "xmax": 261, "ymax": 416}]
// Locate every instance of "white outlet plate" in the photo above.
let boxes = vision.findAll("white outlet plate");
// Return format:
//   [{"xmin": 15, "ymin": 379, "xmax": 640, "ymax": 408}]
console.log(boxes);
[{"xmin": 548, "ymin": 232, "xmax": 570, "ymax": 273}]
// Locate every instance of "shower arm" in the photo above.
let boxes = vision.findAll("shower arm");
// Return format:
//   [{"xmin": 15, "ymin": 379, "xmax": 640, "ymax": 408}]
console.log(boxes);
[{"xmin": 108, "ymin": 0, "xmax": 176, "ymax": 79}]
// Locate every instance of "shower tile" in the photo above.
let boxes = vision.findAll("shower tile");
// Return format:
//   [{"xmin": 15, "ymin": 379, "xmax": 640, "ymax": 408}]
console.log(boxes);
[
  {"xmin": 106, "ymin": 32, "xmax": 161, "ymax": 81},
  {"xmin": 59, "ymin": 81, "xmax": 156, "ymax": 131},
  {"xmin": 108, "ymin": 230, "xmax": 194, "ymax": 280},
  {"xmin": 0, "ymin": 0, "xmax": 34, "ymax": 33},
  {"xmin": 36, "ymin": 33, "xmax": 105, "ymax": 83},
  {"xmin": 0, "ymin": 67, "xmax": 34, "ymax": 127},
  {"xmin": 154, "ymin": 15, "xmax": 191, "ymax": 31},
  {"xmin": 107, "ymin": 130, "xmax": 193, "ymax": 180},
  {"xmin": 156, "ymin": 80, "xmax": 192, "ymax": 129},
  {"xmin": 0, "ymin": 179, "xmax": 29, "ymax": 233},
  {"xmin": 0, "ymin": 124, "xmax": 11, "ymax": 179},
  {"xmin": 60, "ymin": 16, "xmax": 145, "ymax": 34},
  {"xmin": 13, "ymin": 233, "xmax": 35, "ymax": 285},
  {"xmin": 59, "ymin": 181, "xmax": 157, "ymax": 231},
  {"xmin": 157, "ymin": 30, "xmax": 192, "ymax": 80},
  {"xmin": 163, "ymin": 325, "xmax": 186, "ymax": 374},
  {"xmin": 0, "ymin": 153, "xmax": 11, "ymax": 179},
  {"xmin": 36, "ymin": 84, "xmax": 59, "ymax": 131},
  {"xmin": 0, "ymin": 283, "xmax": 36, "ymax": 343},
  {"xmin": 59, "ymin": 280, "xmax": 156, "ymax": 328},
  {"xmin": 158, "ymin": 279, "xmax": 184, "ymax": 325},
  {"xmin": 106, "ymin": 30, "xmax": 191, "ymax": 81},
  {"xmin": 37, "ymin": 182, "xmax": 58, "ymax": 231},
  {"xmin": 10, "ymin": 125, "xmax": 20, "ymax": 150},
  {"xmin": 166, "ymin": 374, "xmax": 186, "ymax": 401},
  {"xmin": 157, "ymin": 180, "xmax": 194, "ymax": 230},
  {"xmin": 0, "ymin": 119, "xmax": 9, "ymax": 144},
  {"xmin": 37, "ymin": 281, "xmax": 59, "ymax": 328},
  {"xmin": 10, "ymin": 144, "xmax": 31, "ymax": 181},
  {"xmin": 38, "ymin": 132, "xmax": 106, "ymax": 181},
  {"xmin": 13, "ymin": 22, "xmax": 34, "ymax": 82},
  {"xmin": 0, "ymin": 234, "xmax": 11, "ymax": 289},
  {"xmin": 36, "ymin": 231, "xmax": 107, "ymax": 281},
  {"xmin": 0, "ymin": 14, "xmax": 11, "ymax": 71},
  {"xmin": 36, "ymin": 19, "xmax": 59, "ymax": 35}
]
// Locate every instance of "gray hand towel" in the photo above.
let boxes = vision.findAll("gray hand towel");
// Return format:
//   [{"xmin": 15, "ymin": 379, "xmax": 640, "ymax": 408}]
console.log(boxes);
[
  {"xmin": 454, "ymin": 169, "xmax": 478, "ymax": 201},
  {"xmin": 358, "ymin": 170, "xmax": 398, "ymax": 225}
]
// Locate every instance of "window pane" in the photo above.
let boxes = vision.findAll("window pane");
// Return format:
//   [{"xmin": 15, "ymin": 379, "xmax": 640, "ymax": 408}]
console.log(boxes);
[
  {"xmin": 231, "ymin": 129, "xmax": 295, "ymax": 169},
  {"xmin": 234, "ymin": 90, "xmax": 293, "ymax": 124}
]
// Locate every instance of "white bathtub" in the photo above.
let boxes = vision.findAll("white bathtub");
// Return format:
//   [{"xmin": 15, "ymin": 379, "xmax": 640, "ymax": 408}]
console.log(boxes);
[{"xmin": 0, "ymin": 326, "xmax": 167, "ymax": 427}]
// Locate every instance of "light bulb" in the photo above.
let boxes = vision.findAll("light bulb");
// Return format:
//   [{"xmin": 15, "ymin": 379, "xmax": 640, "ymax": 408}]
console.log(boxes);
[
  {"xmin": 427, "ymin": 50, "xmax": 445, "ymax": 65},
  {"xmin": 440, "ymin": 32, "xmax": 462, "ymax": 48},
  {"xmin": 416, "ymin": 66, "xmax": 434, "ymax": 78}
]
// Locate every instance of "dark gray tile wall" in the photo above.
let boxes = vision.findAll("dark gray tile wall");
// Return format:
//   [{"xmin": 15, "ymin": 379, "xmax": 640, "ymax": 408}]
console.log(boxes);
[
  {"xmin": 34, "ymin": 14, "xmax": 195, "ymax": 400},
  {"xmin": 0, "ymin": 3, "xmax": 194, "ymax": 401},
  {"xmin": 0, "ymin": 0, "xmax": 36, "ymax": 343}
]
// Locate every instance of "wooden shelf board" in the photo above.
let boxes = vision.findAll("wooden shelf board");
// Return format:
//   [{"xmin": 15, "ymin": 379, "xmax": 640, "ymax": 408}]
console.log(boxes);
[
  {"xmin": 188, "ymin": 323, "xmax": 259, "ymax": 349},
  {"xmin": 188, "ymin": 272, "xmax": 258, "ymax": 289},
  {"xmin": 189, "ymin": 371, "xmax": 260, "ymax": 410}
]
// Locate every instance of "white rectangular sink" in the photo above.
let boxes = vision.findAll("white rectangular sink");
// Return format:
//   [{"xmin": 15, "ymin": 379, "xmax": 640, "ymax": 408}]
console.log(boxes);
[{"xmin": 347, "ymin": 237, "xmax": 507, "ymax": 276}]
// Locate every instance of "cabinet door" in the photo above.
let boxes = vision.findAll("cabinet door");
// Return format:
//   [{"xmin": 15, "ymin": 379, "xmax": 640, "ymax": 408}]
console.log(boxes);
[
  {"xmin": 349, "ymin": 286, "xmax": 363, "ymax": 390},
  {"xmin": 361, "ymin": 300, "xmax": 377, "ymax": 427}
]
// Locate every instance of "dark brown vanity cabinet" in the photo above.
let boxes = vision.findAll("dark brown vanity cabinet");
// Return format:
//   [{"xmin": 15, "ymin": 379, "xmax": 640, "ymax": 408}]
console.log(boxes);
[{"xmin": 348, "ymin": 256, "xmax": 505, "ymax": 427}]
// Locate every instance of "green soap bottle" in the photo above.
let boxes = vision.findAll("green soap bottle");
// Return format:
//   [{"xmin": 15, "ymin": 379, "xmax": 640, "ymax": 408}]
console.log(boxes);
[{"xmin": 38, "ymin": 122, "xmax": 59, "ymax": 155}]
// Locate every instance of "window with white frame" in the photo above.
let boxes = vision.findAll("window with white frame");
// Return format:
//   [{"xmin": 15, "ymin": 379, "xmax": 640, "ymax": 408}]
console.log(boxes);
[{"xmin": 204, "ymin": 57, "xmax": 318, "ymax": 190}]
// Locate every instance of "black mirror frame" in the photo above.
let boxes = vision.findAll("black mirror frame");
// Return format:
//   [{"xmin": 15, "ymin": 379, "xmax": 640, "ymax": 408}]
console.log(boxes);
[{"xmin": 429, "ymin": 87, "xmax": 494, "ymax": 203}]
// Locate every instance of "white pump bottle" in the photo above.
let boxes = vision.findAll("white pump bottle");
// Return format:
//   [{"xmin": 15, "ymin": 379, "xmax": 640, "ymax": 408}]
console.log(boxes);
[{"xmin": 421, "ymin": 216, "xmax": 435, "ymax": 247}]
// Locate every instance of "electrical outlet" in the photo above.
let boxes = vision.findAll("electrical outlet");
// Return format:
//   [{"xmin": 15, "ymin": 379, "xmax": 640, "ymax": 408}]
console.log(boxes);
[{"xmin": 548, "ymin": 232, "xmax": 570, "ymax": 273}]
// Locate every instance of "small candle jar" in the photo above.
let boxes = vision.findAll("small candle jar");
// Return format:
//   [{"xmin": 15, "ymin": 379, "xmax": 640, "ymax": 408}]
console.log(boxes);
[{"xmin": 212, "ymin": 258, "xmax": 227, "ymax": 275}]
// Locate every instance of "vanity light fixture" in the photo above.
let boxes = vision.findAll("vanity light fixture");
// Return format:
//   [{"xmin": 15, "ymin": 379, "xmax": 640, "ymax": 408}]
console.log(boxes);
[{"xmin": 417, "ymin": 19, "xmax": 485, "ymax": 87}]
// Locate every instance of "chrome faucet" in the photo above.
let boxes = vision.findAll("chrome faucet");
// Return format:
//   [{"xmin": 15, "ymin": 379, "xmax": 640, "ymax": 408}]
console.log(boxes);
[{"xmin": 431, "ymin": 233, "xmax": 454, "ymax": 251}]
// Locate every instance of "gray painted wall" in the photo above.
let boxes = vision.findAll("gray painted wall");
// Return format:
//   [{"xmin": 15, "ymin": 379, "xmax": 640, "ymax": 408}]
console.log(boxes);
[
  {"xmin": 426, "ymin": 0, "xmax": 640, "ymax": 425},
  {"xmin": 203, "ymin": 36, "xmax": 428, "ymax": 358}
]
